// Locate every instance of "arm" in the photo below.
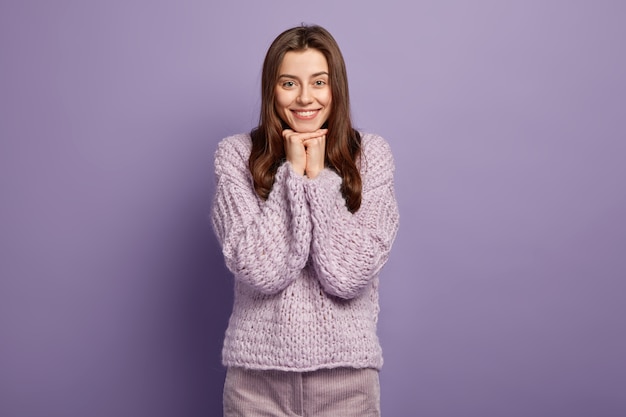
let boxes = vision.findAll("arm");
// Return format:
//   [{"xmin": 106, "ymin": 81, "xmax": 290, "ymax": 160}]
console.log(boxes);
[
  {"xmin": 305, "ymin": 135, "xmax": 399, "ymax": 299},
  {"xmin": 211, "ymin": 136, "xmax": 311, "ymax": 295}
]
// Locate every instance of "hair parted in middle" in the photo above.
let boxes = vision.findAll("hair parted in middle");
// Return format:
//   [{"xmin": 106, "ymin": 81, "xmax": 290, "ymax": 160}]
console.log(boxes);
[{"xmin": 248, "ymin": 24, "xmax": 363, "ymax": 213}]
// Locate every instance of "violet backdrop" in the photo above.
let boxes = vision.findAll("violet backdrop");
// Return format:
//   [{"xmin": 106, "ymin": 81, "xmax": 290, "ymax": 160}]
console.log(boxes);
[{"xmin": 1, "ymin": 1, "xmax": 625, "ymax": 416}]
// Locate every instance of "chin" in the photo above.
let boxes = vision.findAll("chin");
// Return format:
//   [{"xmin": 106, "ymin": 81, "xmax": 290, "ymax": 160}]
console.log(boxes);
[
  {"xmin": 293, "ymin": 120, "xmax": 326, "ymax": 133},
  {"xmin": 298, "ymin": 126, "xmax": 320, "ymax": 133}
]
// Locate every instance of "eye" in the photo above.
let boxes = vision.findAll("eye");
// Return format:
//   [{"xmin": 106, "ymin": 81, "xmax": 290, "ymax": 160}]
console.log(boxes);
[
  {"xmin": 281, "ymin": 80, "xmax": 296, "ymax": 88},
  {"xmin": 314, "ymin": 80, "xmax": 327, "ymax": 86}
]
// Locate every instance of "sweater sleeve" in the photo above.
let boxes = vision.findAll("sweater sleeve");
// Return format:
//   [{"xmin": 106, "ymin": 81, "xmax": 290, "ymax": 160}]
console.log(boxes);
[
  {"xmin": 304, "ymin": 134, "xmax": 399, "ymax": 299},
  {"xmin": 211, "ymin": 135, "xmax": 311, "ymax": 295}
]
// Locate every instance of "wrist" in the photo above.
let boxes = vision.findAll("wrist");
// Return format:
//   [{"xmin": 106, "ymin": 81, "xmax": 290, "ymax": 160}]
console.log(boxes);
[
  {"xmin": 288, "ymin": 161, "xmax": 306, "ymax": 176},
  {"xmin": 305, "ymin": 167, "xmax": 321, "ymax": 179}
]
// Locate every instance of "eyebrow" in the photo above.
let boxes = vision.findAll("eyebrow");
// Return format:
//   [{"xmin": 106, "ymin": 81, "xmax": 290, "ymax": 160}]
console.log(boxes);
[{"xmin": 278, "ymin": 71, "xmax": 329, "ymax": 79}]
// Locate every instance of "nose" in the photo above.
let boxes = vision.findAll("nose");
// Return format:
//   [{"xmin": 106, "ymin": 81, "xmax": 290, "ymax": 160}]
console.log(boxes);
[{"xmin": 297, "ymin": 85, "xmax": 313, "ymax": 105}]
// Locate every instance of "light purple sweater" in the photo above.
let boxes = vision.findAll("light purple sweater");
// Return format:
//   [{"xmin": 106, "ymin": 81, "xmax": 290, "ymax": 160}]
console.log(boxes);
[{"xmin": 211, "ymin": 132, "xmax": 399, "ymax": 371}]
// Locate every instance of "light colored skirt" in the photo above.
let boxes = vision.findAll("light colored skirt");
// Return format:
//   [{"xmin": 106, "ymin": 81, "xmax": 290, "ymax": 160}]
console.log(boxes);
[{"xmin": 223, "ymin": 366, "xmax": 381, "ymax": 417}]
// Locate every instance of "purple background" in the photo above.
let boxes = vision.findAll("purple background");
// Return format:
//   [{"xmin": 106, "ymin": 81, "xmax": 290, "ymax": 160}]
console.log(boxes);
[{"xmin": 1, "ymin": 1, "xmax": 625, "ymax": 416}]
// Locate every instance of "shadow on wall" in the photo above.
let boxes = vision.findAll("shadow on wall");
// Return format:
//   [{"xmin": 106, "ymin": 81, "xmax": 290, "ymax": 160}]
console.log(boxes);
[
  {"xmin": 183, "ymin": 142, "xmax": 234, "ymax": 415},
  {"xmin": 186, "ymin": 228, "xmax": 232, "ymax": 415},
  {"xmin": 158, "ymin": 121, "xmax": 237, "ymax": 415}
]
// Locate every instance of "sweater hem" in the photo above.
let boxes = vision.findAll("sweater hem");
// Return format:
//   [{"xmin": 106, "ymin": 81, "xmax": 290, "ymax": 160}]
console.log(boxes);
[{"xmin": 222, "ymin": 360, "xmax": 383, "ymax": 373}]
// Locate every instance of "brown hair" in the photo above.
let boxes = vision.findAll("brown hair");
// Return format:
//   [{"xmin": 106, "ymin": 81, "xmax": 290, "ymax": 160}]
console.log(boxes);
[{"xmin": 248, "ymin": 24, "xmax": 362, "ymax": 213}]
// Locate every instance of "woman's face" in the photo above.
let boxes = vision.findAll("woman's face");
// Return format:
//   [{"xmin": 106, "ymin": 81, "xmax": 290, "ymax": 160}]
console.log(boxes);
[{"xmin": 274, "ymin": 48, "xmax": 332, "ymax": 133}]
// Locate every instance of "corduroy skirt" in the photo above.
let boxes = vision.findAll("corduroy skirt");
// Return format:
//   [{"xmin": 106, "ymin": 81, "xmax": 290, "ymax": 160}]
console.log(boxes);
[{"xmin": 223, "ymin": 366, "xmax": 381, "ymax": 417}]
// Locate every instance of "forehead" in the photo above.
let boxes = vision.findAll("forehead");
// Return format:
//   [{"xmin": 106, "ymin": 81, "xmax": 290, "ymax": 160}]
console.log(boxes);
[{"xmin": 279, "ymin": 49, "xmax": 328, "ymax": 75}]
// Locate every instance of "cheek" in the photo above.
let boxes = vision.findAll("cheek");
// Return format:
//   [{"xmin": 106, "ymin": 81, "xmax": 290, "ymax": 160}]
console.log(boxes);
[
  {"xmin": 274, "ymin": 89, "xmax": 292, "ymax": 109},
  {"xmin": 322, "ymin": 90, "xmax": 332, "ymax": 106}
]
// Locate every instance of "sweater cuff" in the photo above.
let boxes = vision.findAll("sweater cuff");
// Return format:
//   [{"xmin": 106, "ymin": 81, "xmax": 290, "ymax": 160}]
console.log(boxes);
[
  {"xmin": 304, "ymin": 168, "xmax": 344, "ymax": 216},
  {"xmin": 278, "ymin": 161, "xmax": 312, "ymax": 266},
  {"xmin": 280, "ymin": 161, "xmax": 308, "ymax": 207}
]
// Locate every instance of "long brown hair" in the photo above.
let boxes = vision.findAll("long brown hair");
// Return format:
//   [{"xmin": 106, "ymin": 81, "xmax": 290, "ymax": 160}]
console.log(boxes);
[{"xmin": 249, "ymin": 24, "xmax": 362, "ymax": 213}]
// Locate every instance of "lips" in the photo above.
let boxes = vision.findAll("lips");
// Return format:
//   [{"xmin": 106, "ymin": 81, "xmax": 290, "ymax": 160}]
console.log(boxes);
[{"xmin": 291, "ymin": 109, "xmax": 320, "ymax": 119}]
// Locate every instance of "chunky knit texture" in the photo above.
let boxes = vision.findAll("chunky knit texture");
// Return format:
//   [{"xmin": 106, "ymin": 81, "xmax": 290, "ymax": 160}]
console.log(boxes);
[{"xmin": 211, "ymin": 132, "xmax": 399, "ymax": 371}]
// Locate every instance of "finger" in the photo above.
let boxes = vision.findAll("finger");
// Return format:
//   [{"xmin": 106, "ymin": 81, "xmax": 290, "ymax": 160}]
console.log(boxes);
[
  {"xmin": 288, "ymin": 129, "xmax": 328, "ymax": 140},
  {"xmin": 302, "ymin": 134, "xmax": 326, "ymax": 144}
]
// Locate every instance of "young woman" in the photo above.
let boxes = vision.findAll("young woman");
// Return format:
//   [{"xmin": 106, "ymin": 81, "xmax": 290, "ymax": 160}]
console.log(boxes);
[{"xmin": 212, "ymin": 24, "xmax": 399, "ymax": 417}]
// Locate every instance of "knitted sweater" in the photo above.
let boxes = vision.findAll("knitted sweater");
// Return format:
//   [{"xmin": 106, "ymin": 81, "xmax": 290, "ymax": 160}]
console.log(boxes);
[{"xmin": 211, "ymin": 132, "xmax": 399, "ymax": 371}]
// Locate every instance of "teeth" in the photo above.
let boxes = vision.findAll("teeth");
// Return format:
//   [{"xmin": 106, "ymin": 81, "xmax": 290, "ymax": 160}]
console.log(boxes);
[{"xmin": 295, "ymin": 111, "xmax": 316, "ymax": 117}]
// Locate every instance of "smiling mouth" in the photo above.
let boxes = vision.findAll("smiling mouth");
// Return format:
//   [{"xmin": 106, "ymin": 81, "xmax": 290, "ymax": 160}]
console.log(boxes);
[{"xmin": 291, "ymin": 109, "xmax": 320, "ymax": 119}]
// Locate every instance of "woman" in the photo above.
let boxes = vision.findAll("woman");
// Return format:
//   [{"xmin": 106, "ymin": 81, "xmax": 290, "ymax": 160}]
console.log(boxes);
[{"xmin": 212, "ymin": 24, "xmax": 399, "ymax": 416}]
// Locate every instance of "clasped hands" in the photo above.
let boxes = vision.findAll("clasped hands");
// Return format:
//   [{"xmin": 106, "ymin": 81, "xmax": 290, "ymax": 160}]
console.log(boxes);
[{"xmin": 283, "ymin": 128, "xmax": 327, "ymax": 179}]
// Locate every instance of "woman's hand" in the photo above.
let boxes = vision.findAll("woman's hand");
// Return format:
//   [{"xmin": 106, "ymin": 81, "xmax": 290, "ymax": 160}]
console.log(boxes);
[
  {"xmin": 303, "ymin": 133, "xmax": 326, "ymax": 179},
  {"xmin": 283, "ymin": 128, "xmax": 327, "ymax": 177}
]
